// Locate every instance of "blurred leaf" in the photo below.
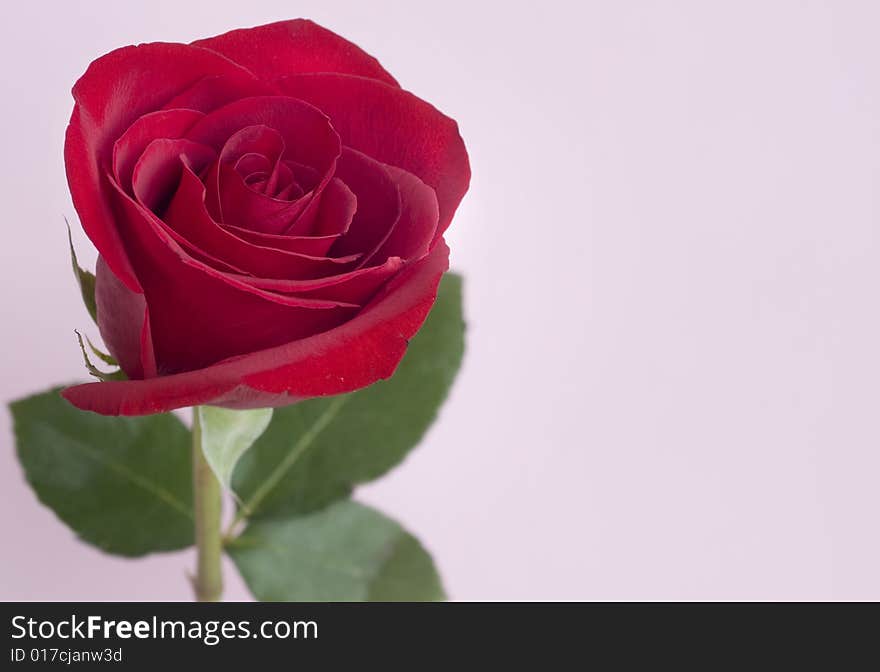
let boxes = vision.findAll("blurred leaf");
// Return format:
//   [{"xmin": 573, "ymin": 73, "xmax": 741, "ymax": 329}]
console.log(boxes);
[
  {"xmin": 197, "ymin": 406, "xmax": 272, "ymax": 493},
  {"xmin": 9, "ymin": 388, "xmax": 193, "ymax": 556},
  {"xmin": 228, "ymin": 500, "xmax": 445, "ymax": 601},
  {"xmin": 232, "ymin": 272, "xmax": 465, "ymax": 521},
  {"xmin": 66, "ymin": 219, "xmax": 97, "ymax": 323}
]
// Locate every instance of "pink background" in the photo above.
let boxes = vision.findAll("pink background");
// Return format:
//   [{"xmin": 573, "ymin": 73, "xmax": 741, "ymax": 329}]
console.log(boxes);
[{"xmin": 2, "ymin": 0, "xmax": 880, "ymax": 600}]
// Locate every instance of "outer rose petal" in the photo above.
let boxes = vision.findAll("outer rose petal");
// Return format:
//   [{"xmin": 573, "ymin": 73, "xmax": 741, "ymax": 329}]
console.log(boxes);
[
  {"xmin": 62, "ymin": 241, "xmax": 450, "ymax": 415},
  {"xmin": 191, "ymin": 19, "xmax": 399, "ymax": 88},
  {"xmin": 95, "ymin": 257, "xmax": 157, "ymax": 379},
  {"xmin": 277, "ymin": 73, "xmax": 470, "ymax": 234},
  {"xmin": 161, "ymin": 73, "xmax": 275, "ymax": 113},
  {"xmin": 65, "ymin": 42, "xmax": 259, "ymax": 291}
]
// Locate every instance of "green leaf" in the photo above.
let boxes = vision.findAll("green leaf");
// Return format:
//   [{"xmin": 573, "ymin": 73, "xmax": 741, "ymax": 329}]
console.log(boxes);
[
  {"xmin": 228, "ymin": 500, "xmax": 446, "ymax": 601},
  {"xmin": 232, "ymin": 272, "xmax": 465, "ymax": 521},
  {"xmin": 196, "ymin": 406, "xmax": 272, "ymax": 493},
  {"xmin": 66, "ymin": 219, "xmax": 97, "ymax": 323},
  {"xmin": 9, "ymin": 388, "xmax": 193, "ymax": 556}
]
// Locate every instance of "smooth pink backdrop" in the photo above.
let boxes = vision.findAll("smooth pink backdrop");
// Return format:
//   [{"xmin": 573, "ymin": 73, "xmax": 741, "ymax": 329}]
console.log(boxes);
[{"xmin": 2, "ymin": 0, "xmax": 879, "ymax": 600}]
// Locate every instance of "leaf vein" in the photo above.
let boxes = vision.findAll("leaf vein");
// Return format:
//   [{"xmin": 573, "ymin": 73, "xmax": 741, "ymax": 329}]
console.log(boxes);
[
  {"xmin": 235, "ymin": 395, "xmax": 349, "ymax": 522},
  {"xmin": 56, "ymin": 429, "xmax": 192, "ymax": 520}
]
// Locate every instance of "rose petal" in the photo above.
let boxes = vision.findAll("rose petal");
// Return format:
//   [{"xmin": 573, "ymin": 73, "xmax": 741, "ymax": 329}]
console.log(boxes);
[
  {"xmin": 165, "ymin": 162, "xmax": 361, "ymax": 279},
  {"xmin": 201, "ymin": 124, "xmax": 311, "ymax": 232},
  {"xmin": 65, "ymin": 42, "xmax": 257, "ymax": 290},
  {"xmin": 234, "ymin": 152, "xmax": 272, "ymax": 177},
  {"xmin": 204, "ymin": 125, "xmax": 285, "ymax": 225},
  {"xmin": 217, "ymin": 162, "xmax": 311, "ymax": 234},
  {"xmin": 113, "ymin": 109, "xmax": 205, "ymax": 192},
  {"xmin": 221, "ymin": 177, "xmax": 357, "ymax": 257},
  {"xmin": 62, "ymin": 241, "xmax": 449, "ymax": 415},
  {"xmin": 220, "ymin": 124, "xmax": 285, "ymax": 166},
  {"xmin": 111, "ymin": 180, "xmax": 360, "ymax": 373},
  {"xmin": 309, "ymin": 176, "xmax": 357, "ymax": 237},
  {"xmin": 95, "ymin": 257, "xmax": 156, "ymax": 379},
  {"xmin": 226, "ymin": 256, "xmax": 405, "ymax": 303},
  {"xmin": 223, "ymin": 227, "xmax": 336, "ymax": 257},
  {"xmin": 161, "ymin": 73, "xmax": 274, "ymax": 113},
  {"xmin": 186, "ymin": 96, "xmax": 339, "ymax": 175},
  {"xmin": 123, "ymin": 165, "xmax": 357, "ymax": 306},
  {"xmin": 261, "ymin": 159, "xmax": 296, "ymax": 198},
  {"xmin": 330, "ymin": 148, "xmax": 401, "ymax": 266},
  {"xmin": 191, "ymin": 19, "xmax": 399, "ymax": 88},
  {"xmin": 277, "ymin": 73, "xmax": 470, "ymax": 234},
  {"xmin": 188, "ymin": 96, "xmax": 340, "ymax": 234},
  {"xmin": 131, "ymin": 138, "xmax": 216, "ymax": 213},
  {"xmin": 270, "ymin": 168, "xmax": 303, "ymax": 199},
  {"xmin": 373, "ymin": 165, "xmax": 440, "ymax": 262}
]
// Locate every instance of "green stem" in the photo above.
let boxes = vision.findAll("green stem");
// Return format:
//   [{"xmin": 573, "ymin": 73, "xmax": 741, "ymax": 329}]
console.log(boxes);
[{"xmin": 191, "ymin": 408, "xmax": 223, "ymax": 602}]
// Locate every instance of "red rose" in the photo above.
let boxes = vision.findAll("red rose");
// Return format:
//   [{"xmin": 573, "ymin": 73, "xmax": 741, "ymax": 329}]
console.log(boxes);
[{"xmin": 61, "ymin": 19, "xmax": 469, "ymax": 416}]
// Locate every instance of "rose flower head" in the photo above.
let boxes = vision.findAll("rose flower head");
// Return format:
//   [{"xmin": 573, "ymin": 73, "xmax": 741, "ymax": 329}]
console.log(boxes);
[{"xmin": 62, "ymin": 19, "xmax": 469, "ymax": 416}]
